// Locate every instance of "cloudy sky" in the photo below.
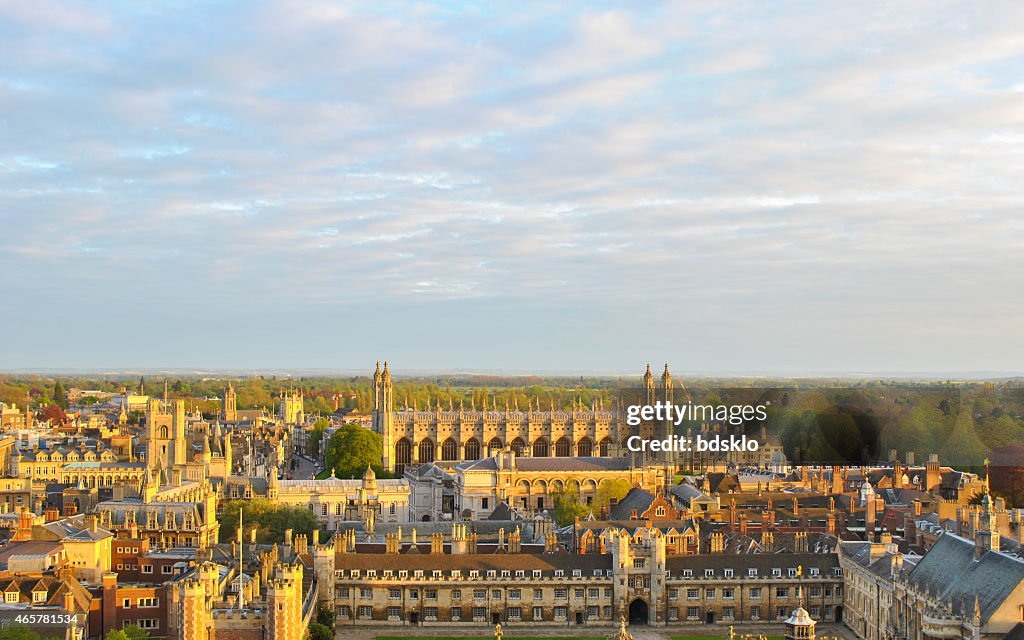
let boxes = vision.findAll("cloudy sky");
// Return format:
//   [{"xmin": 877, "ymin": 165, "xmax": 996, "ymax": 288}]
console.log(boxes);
[{"xmin": 1, "ymin": 1, "xmax": 1022, "ymax": 374}]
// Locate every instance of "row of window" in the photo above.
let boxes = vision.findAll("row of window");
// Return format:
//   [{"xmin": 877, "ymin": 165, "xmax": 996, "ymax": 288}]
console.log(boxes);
[
  {"xmin": 376, "ymin": 587, "xmax": 615, "ymax": 601},
  {"xmin": 123, "ymin": 597, "xmax": 159, "ymax": 609},
  {"xmin": 669, "ymin": 586, "xmax": 841, "ymax": 600},
  {"xmin": 337, "ymin": 567, "xmax": 841, "ymax": 579},
  {"xmin": 339, "ymin": 605, "xmax": 610, "ymax": 621},
  {"xmin": 671, "ymin": 605, "xmax": 834, "ymax": 621},
  {"xmin": 312, "ymin": 503, "xmax": 398, "ymax": 516}
]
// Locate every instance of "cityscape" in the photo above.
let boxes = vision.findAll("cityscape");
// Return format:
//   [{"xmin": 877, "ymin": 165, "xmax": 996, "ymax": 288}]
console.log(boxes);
[
  {"xmin": 0, "ymin": 365, "xmax": 1020, "ymax": 640},
  {"xmin": 3, "ymin": 3, "xmax": 1022, "ymax": 640}
]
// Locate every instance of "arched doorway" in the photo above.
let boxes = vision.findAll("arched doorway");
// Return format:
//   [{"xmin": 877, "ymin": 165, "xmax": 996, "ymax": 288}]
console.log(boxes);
[{"xmin": 628, "ymin": 599, "xmax": 648, "ymax": 625}]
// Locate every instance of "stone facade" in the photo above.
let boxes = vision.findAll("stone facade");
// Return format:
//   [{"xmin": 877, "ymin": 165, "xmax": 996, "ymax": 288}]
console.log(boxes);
[{"xmin": 372, "ymin": 362, "xmax": 676, "ymax": 473}]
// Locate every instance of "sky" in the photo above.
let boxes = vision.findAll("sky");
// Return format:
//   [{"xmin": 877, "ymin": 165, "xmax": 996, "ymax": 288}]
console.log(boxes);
[{"xmin": 1, "ymin": 1, "xmax": 1023, "ymax": 375}]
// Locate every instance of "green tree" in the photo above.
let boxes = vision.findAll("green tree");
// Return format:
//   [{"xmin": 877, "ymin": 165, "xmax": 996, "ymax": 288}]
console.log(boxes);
[
  {"xmin": 552, "ymin": 486, "xmax": 589, "ymax": 527},
  {"xmin": 0, "ymin": 625, "xmax": 44, "ymax": 640},
  {"xmin": 219, "ymin": 499, "xmax": 320, "ymax": 543},
  {"xmin": 121, "ymin": 624, "xmax": 150, "ymax": 640},
  {"xmin": 315, "ymin": 603, "xmax": 334, "ymax": 628},
  {"xmin": 309, "ymin": 418, "xmax": 329, "ymax": 457},
  {"xmin": 324, "ymin": 424, "xmax": 386, "ymax": 478},
  {"xmin": 308, "ymin": 623, "xmax": 333, "ymax": 640},
  {"xmin": 52, "ymin": 380, "xmax": 67, "ymax": 409},
  {"xmin": 593, "ymin": 478, "xmax": 632, "ymax": 516}
]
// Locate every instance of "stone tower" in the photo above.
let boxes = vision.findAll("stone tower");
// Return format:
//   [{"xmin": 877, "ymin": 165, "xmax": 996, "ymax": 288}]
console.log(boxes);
[
  {"xmin": 373, "ymin": 362, "xmax": 395, "ymax": 469},
  {"xmin": 146, "ymin": 398, "xmax": 187, "ymax": 477},
  {"xmin": 222, "ymin": 382, "xmax": 237, "ymax": 422},
  {"xmin": 278, "ymin": 390, "xmax": 304, "ymax": 425},
  {"xmin": 265, "ymin": 564, "xmax": 304, "ymax": 640}
]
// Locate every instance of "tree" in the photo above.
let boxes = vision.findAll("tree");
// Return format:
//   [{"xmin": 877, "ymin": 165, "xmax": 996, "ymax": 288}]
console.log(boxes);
[
  {"xmin": 593, "ymin": 478, "xmax": 632, "ymax": 516},
  {"xmin": 52, "ymin": 380, "xmax": 67, "ymax": 409},
  {"xmin": 309, "ymin": 418, "xmax": 329, "ymax": 457},
  {"xmin": 121, "ymin": 625, "xmax": 150, "ymax": 640},
  {"xmin": 219, "ymin": 499, "xmax": 320, "ymax": 544},
  {"xmin": 40, "ymin": 403, "xmax": 67, "ymax": 425},
  {"xmin": 315, "ymin": 603, "xmax": 334, "ymax": 628},
  {"xmin": 324, "ymin": 424, "xmax": 386, "ymax": 479},
  {"xmin": 308, "ymin": 623, "xmax": 333, "ymax": 640},
  {"xmin": 552, "ymin": 486, "xmax": 589, "ymax": 527}
]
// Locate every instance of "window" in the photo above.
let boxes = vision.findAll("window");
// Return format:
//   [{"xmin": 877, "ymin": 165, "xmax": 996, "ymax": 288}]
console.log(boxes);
[
  {"xmin": 788, "ymin": 568, "xmax": 797, "ymax": 577},
  {"xmin": 776, "ymin": 607, "xmax": 787, "ymax": 619},
  {"xmin": 810, "ymin": 567, "xmax": 820, "ymax": 577},
  {"xmin": 389, "ymin": 504, "xmax": 396, "ymax": 515},
  {"xmin": 473, "ymin": 607, "xmax": 487, "ymax": 621},
  {"xmin": 687, "ymin": 589, "xmax": 699, "ymax": 600},
  {"xmin": 706, "ymin": 588, "xmax": 715, "ymax": 599},
  {"xmin": 426, "ymin": 589, "xmax": 437, "ymax": 600},
  {"xmin": 809, "ymin": 587, "xmax": 821, "ymax": 598},
  {"xmin": 555, "ymin": 588, "xmax": 567, "ymax": 600},
  {"xmin": 723, "ymin": 606, "xmax": 735, "ymax": 619},
  {"xmin": 387, "ymin": 606, "xmax": 400, "ymax": 619},
  {"xmin": 138, "ymin": 597, "xmax": 158, "ymax": 608},
  {"xmin": 683, "ymin": 569, "xmax": 693, "ymax": 578},
  {"xmin": 589, "ymin": 588, "xmax": 600, "ymax": 598},
  {"xmin": 633, "ymin": 559, "xmax": 646, "ymax": 569},
  {"xmin": 337, "ymin": 588, "xmax": 349, "ymax": 598},
  {"xmin": 723, "ymin": 588, "xmax": 734, "ymax": 600},
  {"xmin": 424, "ymin": 607, "xmax": 438, "ymax": 620},
  {"xmin": 474, "ymin": 589, "xmax": 486, "ymax": 600},
  {"xmin": 533, "ymin": 606, "xmax": 544, "ymax": 621},
  {"xmin": 724, "ymin": 568, "xmax": 734, "ymax": 578},
  {"xmin": 322, "ymin": 504, "xmax": 328, "ymax": 516},
  {"xmin": 704, "ymin": 569, "xmax": 714, "ymax": 577},
  {"xmin": 482, "ymin": 498, "xmax": 489, "ymax": 509},
  {"xmin": 136, "ymin": 620, "xmax": 159, "ymax": 630},
  {"xmin": 810, "ymin": 606, "xmax": 820, "ymax": 619},
  {"xmin": 123, "ymin": 599, "xmax": 131, "ymax": 609},
  {"xmin": 358, "ymin": 606, "xmax": 372, "ymax": 619},
  {"xmin": 451, "ymin": 607, "xmax": 461, "ymax": 621},
  {"xmin": 162, "ymin": 566, "xmax": 173, "ymax": 574},
  {"xmin": 508, "ymin": 607, "xmax": 521, "ymax": 620},
  {"xmin": 452, "ymin": 589, "xmax": 461, "ymax": 601},
  {"xmin": 410, "ymin": 590, "xmax": 418, "ymax": 600},
  {"xmin": 587, "ymin": 605, "xmax": 599, "ymax": 619},
  {"xmin": 491, "ymin": 590, "xmax": 500, "ymax": 599},
  {"xmin": 575, "ymin": 588, "xmax": 584, "ymax": 598},
  {"xmin": 656, "ymin": 506, "xmax": 666, "ymax": 517},
  {"xmin": 142, "ymin": 565, "xmax": 153, "ymax": 574},
  {"xmin": 772, "ymin": 568, "xmax": 782, "ymax": 577},
  {"xmin": 534, "ymin": 589, "xmax": 543, "ymax": 600},
  {"xmin": 687, "ymin": 606, "xmax": 699, "ymax": 620},
  {"xmin": 509, "ymin": 589, "xmax": 521, "ymax": 600},
  {"xmin": 554, "ymin": 606, "xmax": 568, "ymax": 620},
  {"xmin": 336, "ymin": 504, "xmax": 341, "ymax": 515},
  {"xmin": 388, "ymin": 588, "xmax": 400, "ymax": 600},
  {"xmin": 338, "ymin": 605, "xmax": 351, "ymax": 618},
  {"xmin": 751, "ymin": 606, "xmax": 760, "ymax": 620},
  {"xmin": 776, "ymin": 588, "xmax": 789, "ymax": 598},
  {"xmin": 32, "ymin": 591, "xmax": 46, "ymax": 603},
  {"xmin": 360, "ymin": 588, "xmax": 372, "ymax": 599},
  {"xmin": 750, "ymin": 588, "xmax": 762, "ymax": 600},
  {"xmin": 748, "ymin": 568, "xmax": 758, "ymax": 577}
]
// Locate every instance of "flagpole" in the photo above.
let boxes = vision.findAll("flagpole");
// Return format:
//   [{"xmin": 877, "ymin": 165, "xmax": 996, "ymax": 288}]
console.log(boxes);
[{"xmin": 238, "ymin": 507, "xmax": 243, "ymax": 611}]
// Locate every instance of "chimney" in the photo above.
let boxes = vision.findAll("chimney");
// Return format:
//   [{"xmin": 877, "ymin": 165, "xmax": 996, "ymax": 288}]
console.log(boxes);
[
  {"xmin": 544, "ymin": 532, "xmax": 558, "ymax": 553},
  {"xmin": 509, "ymin": 527, "xmax": 522, "ymax": 554},
  {"xmin": 431, "ymin": 532, "xmax": 444, "ymax": 555}
]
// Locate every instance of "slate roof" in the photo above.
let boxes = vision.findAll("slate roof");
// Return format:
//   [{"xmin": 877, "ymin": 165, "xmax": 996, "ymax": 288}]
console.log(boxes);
[
  {"xmin": 609, "ymin": 488, "xmax": 656, "ymax": 520},
  {"xmin": 334, "ymin": 551, "xmax": 612, "ymax": 574},
  {"xmin": 907, "ymin": 532, "xmax": 1024, "ymax": 623}
]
